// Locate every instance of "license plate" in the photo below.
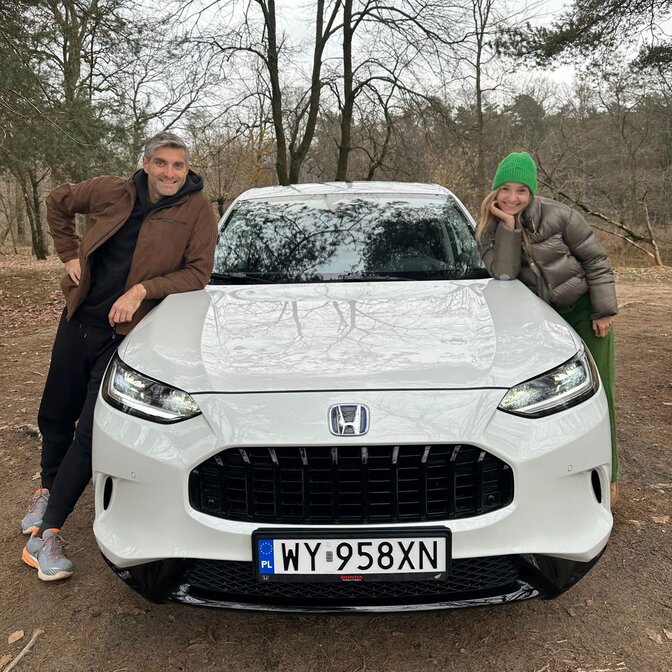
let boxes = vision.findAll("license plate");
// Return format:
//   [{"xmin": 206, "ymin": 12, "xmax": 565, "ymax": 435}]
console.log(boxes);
[{"xmin": 252, "ymin": 528, "xmax": 450, "ymax": 582}]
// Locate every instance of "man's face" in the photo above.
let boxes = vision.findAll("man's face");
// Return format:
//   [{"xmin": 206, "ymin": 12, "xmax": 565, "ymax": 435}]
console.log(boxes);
[{"xmin": 143, "ymin": 147, "xmax": 189, "ymax": 202}]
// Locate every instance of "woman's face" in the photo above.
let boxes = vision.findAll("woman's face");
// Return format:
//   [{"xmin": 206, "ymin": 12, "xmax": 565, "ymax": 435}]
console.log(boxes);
[{"xmin": 495, "ymin": 182, "xmax": 531, "ymax": 217}]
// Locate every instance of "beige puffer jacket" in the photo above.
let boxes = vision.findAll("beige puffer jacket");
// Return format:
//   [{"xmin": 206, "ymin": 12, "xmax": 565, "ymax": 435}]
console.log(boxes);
[{"xmin": 479, "ymin": 196, "xmax": 617, "ymax": 318}]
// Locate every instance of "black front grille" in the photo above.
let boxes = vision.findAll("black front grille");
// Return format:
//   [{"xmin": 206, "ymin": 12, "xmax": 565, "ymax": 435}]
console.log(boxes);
[
  {"xmin": 189, "ymin": 444, "xmax": 513, "ymax": 524},
  {"xmin": 180, "ymin": 556, "xmax": 522, "ymax": 607}
]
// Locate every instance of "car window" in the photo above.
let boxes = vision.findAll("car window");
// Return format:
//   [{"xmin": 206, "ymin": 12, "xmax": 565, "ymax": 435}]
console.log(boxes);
[{"xmin": 212, "ymin": 195, "xmax": 487, "ymax": 283}]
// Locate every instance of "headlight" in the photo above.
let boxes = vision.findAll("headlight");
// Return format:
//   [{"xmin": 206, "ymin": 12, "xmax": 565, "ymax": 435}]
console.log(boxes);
[
  {"xmin": 102, "ymin": 355, "xmax": 201, "ymax": 423},
  {"xmin": 498, "ymin": 347, "xmax": 599, "ymax": 418}
]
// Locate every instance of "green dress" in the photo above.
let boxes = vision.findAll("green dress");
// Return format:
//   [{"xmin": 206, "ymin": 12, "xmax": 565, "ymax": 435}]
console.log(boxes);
[{"xmin": 557, "ymin": 293, "xmax": 618, "ymax": 482}]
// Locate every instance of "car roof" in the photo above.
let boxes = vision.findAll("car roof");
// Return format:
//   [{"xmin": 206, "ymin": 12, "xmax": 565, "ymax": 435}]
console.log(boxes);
[{"xmin": 235, "ymin": 181, "xmax": 457, "ymax": 201}]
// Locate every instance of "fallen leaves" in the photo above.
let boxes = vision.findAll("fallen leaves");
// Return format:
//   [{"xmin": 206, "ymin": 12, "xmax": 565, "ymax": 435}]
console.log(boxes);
[
  {"xmin": 7, "ymin": 631, "xmax": 23, "ymax": 645},
  {"xmin": 646, "ymin": 628, "xmax": 663, "ymax": 644},
  {"xmin": 652, "ymin": 515, "xmax": 670, "ymax": 524},
  {"xmin": 185, "ymin": 625, "xmax": 218, "ymax": 652},
  {"xmin": 0, "ymin": 257, "xmax": 63, "ymax": 336},
  {"xmin": 0, "ymin": 655, "xmax": 12, "ymax": 670},
  {"xmin": 2, "ymin": 628, "xmax": 45, "ymax": 671},
  {"xmin": 17, "ymin": 425, "xmax": 41, "ymax": 440},
  {"xmin": 116, "ymin": 605, "xmax": 147, "ymax": 616},
  {"xmin": 185, "ymin": 641, "xmax": 208, "ymax": 652}
]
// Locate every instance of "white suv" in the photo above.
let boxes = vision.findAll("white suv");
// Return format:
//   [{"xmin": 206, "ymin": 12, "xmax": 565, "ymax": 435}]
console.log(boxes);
[{"xmin": 92, "ymin": 182, "xmax": 612, "ymax": 612}]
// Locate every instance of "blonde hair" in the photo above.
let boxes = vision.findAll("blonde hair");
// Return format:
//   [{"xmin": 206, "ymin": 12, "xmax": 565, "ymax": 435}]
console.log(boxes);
[{"xmin": 476, "ymin": 190, "xmax": 499, "ymax": 245}]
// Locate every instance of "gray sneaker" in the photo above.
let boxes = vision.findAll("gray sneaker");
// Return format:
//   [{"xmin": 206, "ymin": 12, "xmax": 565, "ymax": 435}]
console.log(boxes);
[
  {"xmin": 21, "ymin": 488, "xmax": 50, "ymax": 535},
  {"xmin": 22, "ymin": 528, "xmax": 73, "ymax": 581}
]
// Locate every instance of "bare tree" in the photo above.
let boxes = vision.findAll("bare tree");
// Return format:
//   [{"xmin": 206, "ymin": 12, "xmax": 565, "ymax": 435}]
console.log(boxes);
[
  {"xmin": 332, "ymin": 0, "xmax": 468, "ymax": 181},
  {"xmin": 197, "ymin": 0, "xmax": 342, "ymax": 185},
  {"xmin": 105, "ymin": 22, "xmax": 222, "ymax": 166}
]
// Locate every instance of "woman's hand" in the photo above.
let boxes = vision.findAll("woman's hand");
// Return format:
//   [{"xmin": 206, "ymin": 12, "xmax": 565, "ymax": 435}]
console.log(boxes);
[
  {"xmin": 489, "ymin": 200, "xmax": 515, "ymax": 229},
  {"xmin": 592, "ymin": 315, "xmax": 614, "ymax": 338}
]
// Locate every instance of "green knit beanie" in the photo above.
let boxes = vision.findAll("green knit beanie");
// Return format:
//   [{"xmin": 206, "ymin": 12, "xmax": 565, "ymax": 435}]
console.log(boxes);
[{"xmin": 492, "ymin": 151, "xmax": 538, "ymax": 195}]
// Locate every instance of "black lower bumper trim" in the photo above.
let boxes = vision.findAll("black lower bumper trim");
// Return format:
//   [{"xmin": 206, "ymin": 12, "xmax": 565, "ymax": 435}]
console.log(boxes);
[{"xmin": 102, "ymin": 547, "xmax": 605, "ymax": 612}]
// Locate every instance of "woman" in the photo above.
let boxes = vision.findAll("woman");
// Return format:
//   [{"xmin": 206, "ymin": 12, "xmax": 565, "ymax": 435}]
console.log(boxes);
[{"xmin": 477, "ymin": 151, "xmax": 619, "ymax": 503}]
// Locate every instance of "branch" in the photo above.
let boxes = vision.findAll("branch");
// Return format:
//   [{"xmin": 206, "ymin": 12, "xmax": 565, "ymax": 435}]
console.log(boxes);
[
  {"xmin": 5, "ymin": 629, "xmax": 45, "ymax": 672},
  {"xmin": 547, "ymin": 186, "xmax": 647, "ymax": 241},
  {"xmin": 588, "ymin": 222, "xmax": 655, "ymax": 259},
  {"xmin": 640, "ymin": 199, "xmax": 664, "ymax": 266},
  {"xmin": 0, "ymin": 90, "xmax": 92, "ymax": 146}
]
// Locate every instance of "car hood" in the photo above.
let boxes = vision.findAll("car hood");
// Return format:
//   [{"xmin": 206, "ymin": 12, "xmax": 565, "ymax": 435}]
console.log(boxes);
[{"xmin": 118, "ymin": 280, "xmax": 581, "ymax": 393}]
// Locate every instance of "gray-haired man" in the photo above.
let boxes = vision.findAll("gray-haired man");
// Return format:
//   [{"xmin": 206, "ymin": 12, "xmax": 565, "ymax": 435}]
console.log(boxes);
[{"xmin": 21, "ymin": 132, "xmax": 217, "ymax": 581}]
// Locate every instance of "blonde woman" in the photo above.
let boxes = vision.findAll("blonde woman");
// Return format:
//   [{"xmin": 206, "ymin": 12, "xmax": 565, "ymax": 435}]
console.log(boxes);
[{"xmin": 477, "ymin": 151, "xmax": 619, "ymax": 503}]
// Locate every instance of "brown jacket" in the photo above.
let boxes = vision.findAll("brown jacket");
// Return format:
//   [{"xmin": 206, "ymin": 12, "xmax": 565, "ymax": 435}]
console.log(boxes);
[
  {"xmin": 47, "ymin": 174, "xmax": 218, "ymax": 334},
  {"xmin": 479, "ymin": 197, "xmax": 617, "ymax": 318}
]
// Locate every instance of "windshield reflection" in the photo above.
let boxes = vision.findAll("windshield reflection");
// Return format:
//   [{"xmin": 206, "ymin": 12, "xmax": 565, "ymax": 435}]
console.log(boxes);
[{"xmin": 212, "ymin": 195, "xmax": 486, "ymax": 283}]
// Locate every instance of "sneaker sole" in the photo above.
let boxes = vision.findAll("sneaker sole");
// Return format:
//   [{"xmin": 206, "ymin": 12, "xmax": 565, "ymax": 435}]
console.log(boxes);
[
  {"xmin": 22, "ymin": 524, "xmax": 39, "ymax": 536},
  {"xmin": 21, "ymin": 547, "xmax": 39, "ymax": 569},
  {"xmin": 37, "ymin": 568, "xmax": 73, "ymax": 582},
  {"xmin": 22, "ymin": 547, "xmax": 73, "ymax": 581}
]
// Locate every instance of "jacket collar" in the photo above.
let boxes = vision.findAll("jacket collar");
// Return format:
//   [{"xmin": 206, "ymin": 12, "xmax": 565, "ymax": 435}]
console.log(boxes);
[
  {"xmin": 125, "ymin": 169, "xmax": 204, "ymax": 212},
  {"xmin": 521, "ymin": 197, "xmax": 542, "ymax": 232}
]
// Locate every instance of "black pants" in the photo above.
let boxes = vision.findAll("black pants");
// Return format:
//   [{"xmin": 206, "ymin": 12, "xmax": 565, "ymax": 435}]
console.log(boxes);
[{"xmin": 37, "ymin": 310, "xmax": 123, "ymax": 530}]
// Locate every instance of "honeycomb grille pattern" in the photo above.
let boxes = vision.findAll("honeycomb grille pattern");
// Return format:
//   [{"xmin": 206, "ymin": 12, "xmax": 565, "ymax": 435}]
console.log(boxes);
[{"xmin": 182, "ymin": 556, "xmax": 522, "ymax": 605}]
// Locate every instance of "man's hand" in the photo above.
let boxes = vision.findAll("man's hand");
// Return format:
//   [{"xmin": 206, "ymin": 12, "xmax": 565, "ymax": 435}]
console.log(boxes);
[
  {"xmin": 108, "ymin": 284, "xmax": 147, "ymax": 326},
  {"xmin": 592, "ymin": 315, "xmax": 614, "ymax": 338},
  {"xmin": 64, "ymin": 259, "xmax": 81, "ymax": 285}
]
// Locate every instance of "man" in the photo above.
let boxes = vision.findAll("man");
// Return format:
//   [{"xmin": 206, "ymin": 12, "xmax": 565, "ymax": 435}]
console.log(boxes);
[{"xmin": 21, "ymin": 132, "xmax": 218, "ymax": 581}]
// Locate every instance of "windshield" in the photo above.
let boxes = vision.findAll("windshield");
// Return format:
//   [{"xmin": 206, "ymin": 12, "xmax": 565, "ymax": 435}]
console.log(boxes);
[{"xmin": 211, "ymin": 193, "xmax": 487, "ymax": 283}]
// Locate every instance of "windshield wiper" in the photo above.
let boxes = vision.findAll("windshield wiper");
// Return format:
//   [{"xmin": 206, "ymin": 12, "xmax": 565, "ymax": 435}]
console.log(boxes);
[
  {"xmin": 460, "ymin": 268, "xmax": 490, "ymax": 279},
  {"xmin": 209, "ymin": 272, "xmax": 277, "ymax": 284},
  {"xmin": 333, "ymin": 273, "xmax": 411, "ymax": 282}
]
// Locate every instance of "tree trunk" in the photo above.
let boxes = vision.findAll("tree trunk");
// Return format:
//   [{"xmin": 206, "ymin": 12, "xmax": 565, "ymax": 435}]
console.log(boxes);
[
  {"xmin": 288, "ymin": 0, "xmax": 339, "ymax": 183},
  {"xmin": 472, "ymin": 0, "xmax": 491, "ymax": 202},
  {"xmin": 335, "ymin": 0, "xmax": 353, "ymax": 181},
  {"xmin": 263, "ymin": 0, "xmax": 289, "ymax": 185},
  {"xmin": 16, "ymin": 169, "xmax": 49, "ymax": 260}
]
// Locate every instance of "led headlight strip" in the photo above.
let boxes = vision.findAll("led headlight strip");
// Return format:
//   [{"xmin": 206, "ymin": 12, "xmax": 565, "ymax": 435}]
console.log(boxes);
[
  {"xmin": 102, "ymin": 355, "xmax": 201, "ymax": 423},
  {"xmin": 498, "ymin": 347, "xmax": 599, "ymax": 418}
]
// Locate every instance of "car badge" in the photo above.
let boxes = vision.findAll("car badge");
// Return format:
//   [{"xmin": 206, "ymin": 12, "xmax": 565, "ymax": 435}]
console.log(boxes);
[{"xmin": 328, "ymin": 404, "xmax": 370, "ymax": 436}]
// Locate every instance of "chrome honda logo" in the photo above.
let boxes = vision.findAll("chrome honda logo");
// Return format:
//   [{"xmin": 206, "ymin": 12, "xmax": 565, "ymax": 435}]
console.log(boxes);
[{"xmin": 328, "ymin": 404, "xmax": 370, "ymax": 436}]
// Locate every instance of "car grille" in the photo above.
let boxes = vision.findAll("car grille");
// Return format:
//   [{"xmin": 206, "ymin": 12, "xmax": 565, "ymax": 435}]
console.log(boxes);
[
  {"xmin": 189, "ymin": 444, "xmax": 513, "ymax": 524},
  {"xmin": 180, "ymin": 556, "xmax": 522, "ymax": 607}
]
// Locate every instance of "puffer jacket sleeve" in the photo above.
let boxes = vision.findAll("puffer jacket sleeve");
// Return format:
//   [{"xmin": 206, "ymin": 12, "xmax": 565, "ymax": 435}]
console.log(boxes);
[
  {"xmin": 563, "ymin": 209, "xmax": 618, "ymax": 318},
  {"xmin": 478, "ymin": 222, "xmax": 523, "ymax": 281}
]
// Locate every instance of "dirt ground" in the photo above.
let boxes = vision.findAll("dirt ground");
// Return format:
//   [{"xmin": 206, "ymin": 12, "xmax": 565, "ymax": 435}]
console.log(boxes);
[{"xmin": 0, "ymin": 256, "xmax": 670, "ymax": 672}]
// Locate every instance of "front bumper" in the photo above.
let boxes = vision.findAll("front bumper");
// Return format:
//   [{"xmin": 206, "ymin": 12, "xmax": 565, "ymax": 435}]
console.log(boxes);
[
  {"xmin": 92, "ymin": 387, "xmax": 612, "ymax": 611},
  {"xmin": 102, "ymin": 550, "xmax": 605, "ymax": 612}
]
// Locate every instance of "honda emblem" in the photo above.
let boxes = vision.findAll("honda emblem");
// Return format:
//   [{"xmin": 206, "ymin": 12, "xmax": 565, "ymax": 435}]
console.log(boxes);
[{"xmin": 328, "ymin": 404, "xmax": 370, "ymax": 436}]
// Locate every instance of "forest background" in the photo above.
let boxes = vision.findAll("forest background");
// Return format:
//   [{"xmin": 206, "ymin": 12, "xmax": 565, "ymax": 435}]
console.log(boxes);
[{"xmin": 1, "ymin": 0, "xmax": 671, "ymax": 267}]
